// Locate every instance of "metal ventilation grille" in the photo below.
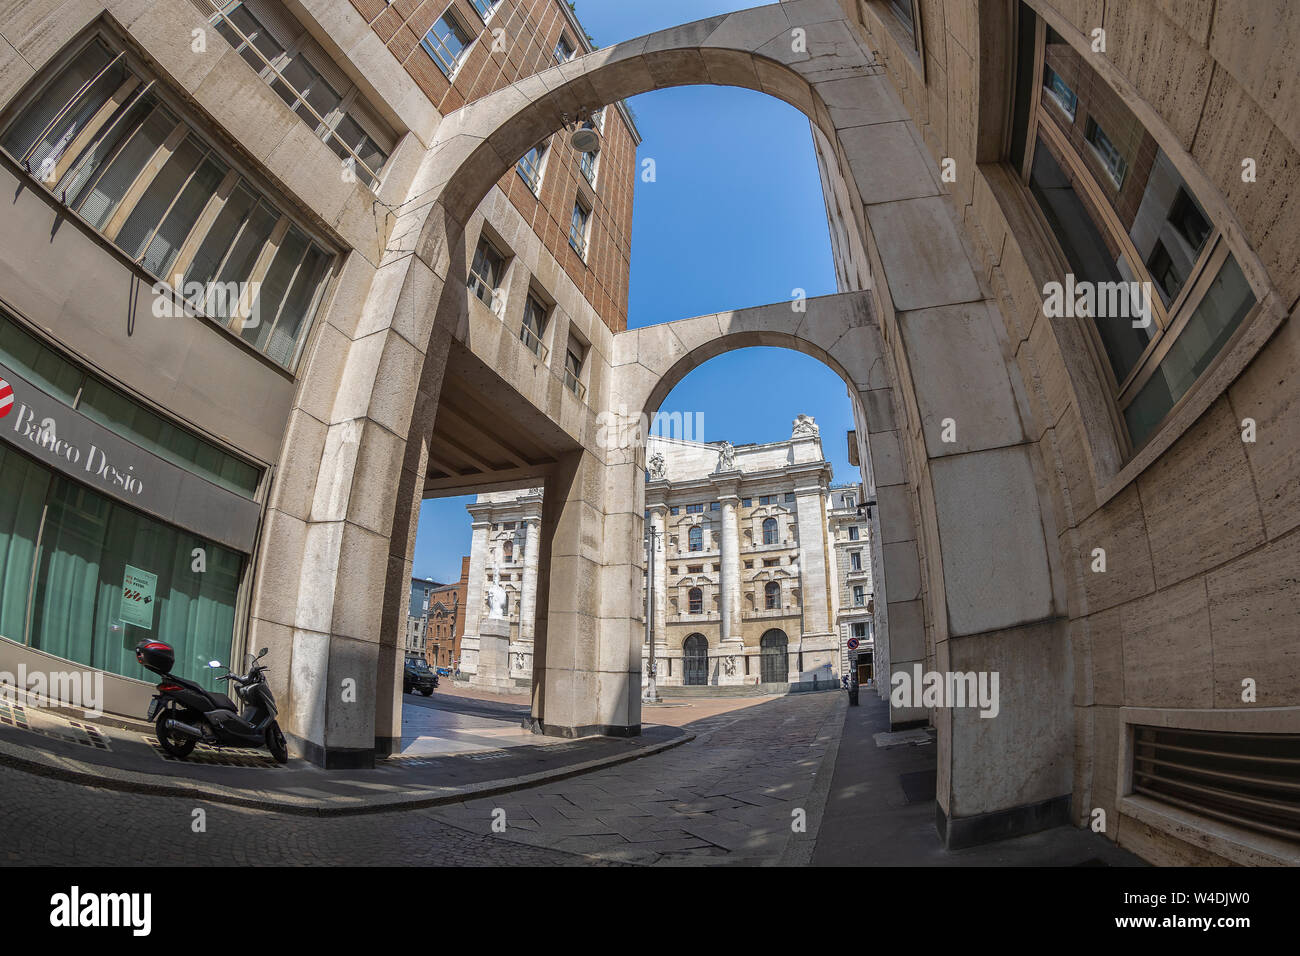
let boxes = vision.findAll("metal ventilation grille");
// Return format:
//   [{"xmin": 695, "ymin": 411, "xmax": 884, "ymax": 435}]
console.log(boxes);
[{"xmin": 1132, "ymin": 726, "xmax": 1300, "ymax": 842}]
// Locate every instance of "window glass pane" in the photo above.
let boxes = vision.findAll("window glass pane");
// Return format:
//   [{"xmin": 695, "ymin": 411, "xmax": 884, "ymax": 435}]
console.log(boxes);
[
  {"xmin": 27, "ymin": 474, "xmax": 242, "ymax": 688},
  {"xmin": 0, "ymin": 313, "xmax": 84, "ymax": 404},
  {"xmin": 215, "ymin": 7, "xmax": 286, "ymax": 74},
  {"xmin": 183, "ymin": 180, "xmax": 257, "ymax": 297},
  {"xmin": 0, "ymin": 447, "xmax": 52, "ymax": 643},
  {"xmin": 243, "ymin": 225, "xmax": 308, "ymax": 351},
  {"xmin": 1124, "ymin": 254, "xmax": 1255, "ymax": 446},
  {"xmin": 115, "ymin": 135, "xmax": 206, "ymax": 262},
  {"xmin": 139, "ymin": 154, "xmax": 225, "ymax": 279},
  {"xmin": 1126, "ymin": 150, "xmax": 1214, "ymax": 307},
  {"xmin": 210, "ymin": 201, "xmax": 279, "ymax": 319},
  {"xmin": 58, "ymin": 90, "xmax": 151, "ymax": 208},
  {"xmin": 1029, "ymin": 136, "xmax": 1154, "ymax": 383},
  {"xmin": 2, "ymin": 40, "xmax": 116, "ymax": 168},
  {"xmin": 74, "ymin": 103, "xmax": 175, "ymax": 230},
  {"xmin": 423, "ymin": 16, "xmax": 469, "ymax": 75},
  {"xmin": 264, "ymin": 242, "xmax": 330, "ymax": 367},
  {"xmin": 329, "ymin": 112, "xmax": 387, "ymax": 180},
  {"xmin": 888, "ymin": 0, "xmax": 914, "ymax": 33}
]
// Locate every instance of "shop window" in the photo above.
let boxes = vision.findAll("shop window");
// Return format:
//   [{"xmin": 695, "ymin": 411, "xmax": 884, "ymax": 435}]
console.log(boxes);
[
  {"xmin": 0, "ymin": 445, "xmax": 243, "ymax": 688},
  {"xmin": 0, "ymin": 32, "xmax": 337, "ymax": 371},
  {"xmin": 1011, "ymin": 6, "xmax": 1259, "ymax": 453}
]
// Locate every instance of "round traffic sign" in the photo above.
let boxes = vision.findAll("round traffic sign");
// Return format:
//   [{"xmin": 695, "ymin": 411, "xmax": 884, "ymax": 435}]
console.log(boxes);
[
  {"xmin": 0, "ymin": 377, "xmax": 12, "ymax": 419},
  {"xmin": 847, "ymin": 637, "xmax": 860, "ymax": 650}
]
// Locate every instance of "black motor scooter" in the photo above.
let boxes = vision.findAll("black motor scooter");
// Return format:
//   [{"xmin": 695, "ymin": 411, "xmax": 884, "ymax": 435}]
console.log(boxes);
[{"xmin": 136, "ymin": 639, "xmax": 289, "ymax": 764}]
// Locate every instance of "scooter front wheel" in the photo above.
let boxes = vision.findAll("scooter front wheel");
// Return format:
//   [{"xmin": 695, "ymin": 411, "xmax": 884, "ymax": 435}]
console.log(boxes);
[
  {"xmin": 155, "ymin": 709, "xmax": 196, "ymax": 759},
  {"xmin": 266, "ymin": 720, "xmax": 289, "ymax": 764}
]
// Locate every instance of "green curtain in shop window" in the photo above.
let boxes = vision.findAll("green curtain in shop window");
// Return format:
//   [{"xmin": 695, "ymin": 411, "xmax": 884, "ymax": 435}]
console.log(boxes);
[
  {"xmin": 28, "ymin": 474, "xmax": 239, "ymax": 689},
  {"xmin": 0, "ymin": 448, "xmax": 52, "ymax": 642}
]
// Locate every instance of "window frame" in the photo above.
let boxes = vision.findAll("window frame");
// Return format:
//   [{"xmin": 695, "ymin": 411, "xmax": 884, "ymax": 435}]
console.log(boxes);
[
  {"xmin": 0, "ymin": 27, "xmax": 339, "ymax": 373},
  {"xmin": 569, "ymin": 196, "xmax": 591, "ymax": 260},
  {"xmin": 422, "ymin": 7, "xmax": 474, "ymax": 79},
  {"xmin": 516, "ymin": 139, "xmax": 548, "ymax": 195},
  {"xmin": 1011, "ymin": 11, "xmax": 1267, "ymax": 459}
]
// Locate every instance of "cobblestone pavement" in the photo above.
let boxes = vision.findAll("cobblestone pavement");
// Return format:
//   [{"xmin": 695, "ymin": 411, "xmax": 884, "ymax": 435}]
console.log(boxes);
[
  {"xmin": 0, "ymin": 692, "xmax": 841, "ymax": 866},
  {"xmin": 429, "ymin": 692, "xmax": 843, "ymax": 866}
]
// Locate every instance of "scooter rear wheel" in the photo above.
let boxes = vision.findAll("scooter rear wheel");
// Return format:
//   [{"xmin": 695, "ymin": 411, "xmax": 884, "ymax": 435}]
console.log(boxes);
[
  {"xmin": 155, "ymin": 709, "xmax": 197, "ymax": 759},
  {"xmin": 266, "ymin": 720, "xmax": 289, "ymax": 764}
]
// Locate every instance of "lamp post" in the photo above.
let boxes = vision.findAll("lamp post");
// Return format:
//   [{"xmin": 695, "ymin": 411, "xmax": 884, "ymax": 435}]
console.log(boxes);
[{"xmin": 644, "ymin": 520, "xmax": 662, "ymax": 703}]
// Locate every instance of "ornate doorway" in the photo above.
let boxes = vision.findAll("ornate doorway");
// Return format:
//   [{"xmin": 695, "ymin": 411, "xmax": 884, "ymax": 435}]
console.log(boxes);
[
  {"xmin": 760, "ymin": 630, "xmax": 789, "ymax": 684},
  {"xmin": 683, "ymin": 634, "xmax": 708, "ymax": 686}
]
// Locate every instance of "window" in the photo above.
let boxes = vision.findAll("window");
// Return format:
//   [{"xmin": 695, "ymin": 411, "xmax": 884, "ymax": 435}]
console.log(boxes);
[
  {"xmin": 467, "ymin": 237, "xmax": 505, "ymax": 309},
  {"xmin": 852, "ymin": 623, "xmax": 867, "ymax": 639},
  {"xmin": 1012, "ymin": 7, "xmax": 1259, "ymax": 452},
  {"xmin": 1083, "ymin": 117, "xmax": 1127, "ymax": 187},
  {"xmin": 520, "ymin": 293, "xmax": 549, "ymax": 359},
  {"xmin": 503, "ymin": 540, "xmax": 514, "ymax": 563},
  {"xmin": 889, "ymin": 0, "xmax": 916, "ymax": 33},
  {"xmin": 742, "ymin": 498, "xmax": 752, "ymax": 508},
  {"xmin": 686, "ymin": 565, "xmax": 703, "ymax": 574},
  {"xmin": 569, "ymin": 198, "xmax": 590, "ymax": 259},
  {"xmin": 784, "ymin": 493, "xmax": 795, "ymax": 503},
  {"xmin": 669, "ymin": 507, "xmax": 680, "ymax": 516},
  {"xmin": 564, "ymin": 341, "xmax": 586, "ymax": 399},
  {"xmin": 553, "ymin": 35, "xmax": 575, "ymax": 65},
  {"xmin": 0, "ymin": 33, "xmax": 336, "ymax": 370},
  {"xmin": 1042, "ymin": 66, "xmax": 1077, "ymax": 120},
  {"xmin": 685, "ymin": 503, "xmax": 704, "ymax": 514},
  {"xmin": 688, "ymin": 527, "xmax": 703, "ymax": 552},
  {"xmin": 211, "ymin": 2, "xmax": 393, "ymax": 188},
  {"xmin": 765, "ymin": 581, "xmax": 781, "ymax": 610},
  {"xmin": 758, "ymin": 495, "xmax": 776, "ymax": 506},
  {"xmin": 688, "ymin": 587, "xmax": 703, "ymax": 614},
  {"xmin": 853, "ymin": 586, "xmax": 865, "ymax": 607},
  {"xmin": 763, "ymin": 558, "xmax": 779, "ymax": 567},
  {"xmin": 469, "ymin": 0, "xmax": 501, "ymax": 21},
  {"xmin": 709, "ymin": 501, "xmax": 721, "ymax": 512},
  {"xmin": 579, "ymin": 148, "xmax": 598, "ymax": 185},
  {"xmin": 844, "ymin": 494, "xmax": 856, "ymax": 508},
  {"xmin": 762, "ymin": 518, "xmax": 778, "ymax": 546},
  {"xmin": 850, "ymin": 551, "xmax": 862, "ymax": 571},
  {"xmin": 422, "ymin": 9, "xmax": 472, "ymax": 76},
  {"xmin": 517, "ymin": 141, "xmax": 546, "ymax": 194}
]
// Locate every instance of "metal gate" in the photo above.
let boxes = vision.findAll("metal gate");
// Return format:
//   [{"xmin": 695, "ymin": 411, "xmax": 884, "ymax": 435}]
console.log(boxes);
[
  {"xmin": 683, "ymin": 634, "xmax": 708, "ymax": 686},
  {"xmin": 760, "ymin": 630, "xmax": 788, "ymax": 684}
]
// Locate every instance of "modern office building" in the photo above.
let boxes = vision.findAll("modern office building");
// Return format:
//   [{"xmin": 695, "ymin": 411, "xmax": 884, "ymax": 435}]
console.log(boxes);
[{"xmin": 0, "ymin": 0, "xmax": 637, "ymax": 715}]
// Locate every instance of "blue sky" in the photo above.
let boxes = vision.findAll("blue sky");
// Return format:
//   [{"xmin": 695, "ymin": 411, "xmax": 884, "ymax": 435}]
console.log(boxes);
[{"xmin": 411, "ymin": 0, "xmax": 854, "ymax": 583}]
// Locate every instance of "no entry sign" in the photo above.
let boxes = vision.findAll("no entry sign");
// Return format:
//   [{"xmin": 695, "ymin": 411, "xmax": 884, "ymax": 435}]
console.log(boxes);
[{"xmin": 0, "ymin": 377, "xmax": 12, "ymax": 418}]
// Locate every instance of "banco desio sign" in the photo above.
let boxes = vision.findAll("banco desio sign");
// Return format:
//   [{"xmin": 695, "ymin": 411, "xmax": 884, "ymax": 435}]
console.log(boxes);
[
  {"xmin": 0, "ymin": 376, "xmax": 13, "ymax": 418},
  {"xmin": 8, "ymin": 387, "xmax": 144, "ymax": 495}
]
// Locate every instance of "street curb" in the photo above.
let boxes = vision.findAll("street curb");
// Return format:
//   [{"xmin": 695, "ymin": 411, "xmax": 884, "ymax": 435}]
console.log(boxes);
[
  {"xmin": 0, "ymin": 730, "xmax": 695, "ymax": 817},
  {"xmin": 777, "ymin": 692, "xmax": 849, "ymax": 866}
]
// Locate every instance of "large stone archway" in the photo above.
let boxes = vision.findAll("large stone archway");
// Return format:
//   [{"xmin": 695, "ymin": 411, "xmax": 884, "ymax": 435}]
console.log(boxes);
[{"xmin": 252, "ymin": 0, "xmax": 1070, "ymax": 845}]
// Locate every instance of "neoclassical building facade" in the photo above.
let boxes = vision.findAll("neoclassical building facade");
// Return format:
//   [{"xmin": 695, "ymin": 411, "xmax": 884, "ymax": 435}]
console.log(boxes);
[
  {"xmin": 827, "ymin": 482, "xmax": 875, "ymax": 683},
  {"xmin": 643, "ymin": 419, "xmax": 840, "ymax": 688}
]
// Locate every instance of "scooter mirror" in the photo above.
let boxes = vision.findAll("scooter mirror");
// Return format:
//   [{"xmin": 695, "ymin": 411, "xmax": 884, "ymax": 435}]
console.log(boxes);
[
  {"xmin": 207, "ymin": 660, "xmax": 223, "ymax": 668},
  {"xmin": 258, "ymin": 647, "xmax": 268, "ymax": 658}
]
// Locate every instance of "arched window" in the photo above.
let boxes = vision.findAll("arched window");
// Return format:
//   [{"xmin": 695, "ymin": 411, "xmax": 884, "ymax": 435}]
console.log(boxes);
[
  {"xmin": 689, "ymin": 526, "xmax": 703, "ymax": 552},
  {"xmin": 688, "ymin": 587, "xmax": 703, "ymax": 614},
  {"xmin": 762, "ymin": 517, "xmax": 778, "ymax": 545},
  {"xmin": 765, "ymin": 580, "xmax": 781, "ymax": 609},
  {"xmin": 503, "ymin": 540, "xmax": 514, "ymax": 562}
]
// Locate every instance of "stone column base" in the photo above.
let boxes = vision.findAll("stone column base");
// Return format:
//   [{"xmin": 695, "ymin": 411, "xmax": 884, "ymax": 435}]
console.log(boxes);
[{"xmin": 470, "ymin": 619, "xmax": 512, "ymax": 690}]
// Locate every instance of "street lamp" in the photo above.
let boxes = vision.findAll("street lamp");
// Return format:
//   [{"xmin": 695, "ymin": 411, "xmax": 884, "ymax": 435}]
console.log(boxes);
[{"xmin": 644, "ymin": 519, "xmax": 662, "ymax": 703}]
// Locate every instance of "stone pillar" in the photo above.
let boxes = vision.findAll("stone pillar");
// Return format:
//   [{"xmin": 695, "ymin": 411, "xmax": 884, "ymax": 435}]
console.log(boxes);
[
  {"xmin": 649, "ymin": 503, "xmax": 669, "ymax": 665},
  {"xmin": 793, "ymin": 477, "xmax": 834, "ymax": 683},
  {"xmin": 715, "ymin": 482, "xmax": 744, "ymax": 685},
  {"xmin": 459, "ymin": 517, "xmax": 491, "ymax": 679},
  {"xmin": 518, "ymin": 515, "xmax": 542, "ymax": 642}
]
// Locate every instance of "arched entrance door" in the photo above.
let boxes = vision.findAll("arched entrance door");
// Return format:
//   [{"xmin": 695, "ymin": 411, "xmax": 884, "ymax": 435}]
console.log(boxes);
[
  {"xmin": 683, "ymin": 634, "xmax": 708, "ymax": 686},
  {"xmin": 760, "ymin": 629, "xmax": 789, "ymax": 684}
]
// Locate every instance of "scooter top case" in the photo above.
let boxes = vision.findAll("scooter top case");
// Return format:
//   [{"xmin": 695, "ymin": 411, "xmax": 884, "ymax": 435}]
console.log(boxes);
[{"xmin": 135, "ymin": 639, "xmax": 175, "ymax": 676}]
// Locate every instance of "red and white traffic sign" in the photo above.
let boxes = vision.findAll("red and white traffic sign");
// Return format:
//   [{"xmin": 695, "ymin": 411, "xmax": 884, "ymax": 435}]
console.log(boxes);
[
  {"xmin": 0, "ymin": 377, "xmax": 12, "ymax": 419},
  {"xmin": 847, "ymin": 637, "xmax": 860, "ymax": 650}
]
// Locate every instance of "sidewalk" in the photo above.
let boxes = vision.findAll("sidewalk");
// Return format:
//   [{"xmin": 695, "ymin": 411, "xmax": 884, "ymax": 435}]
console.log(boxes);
[
  {"xmin": 811, "ymin": 691, "xmax": 1142, "ymax": 866},
  {"xmin": 0, "ymin": 692, "xmax": 690, "ymax": 816}
]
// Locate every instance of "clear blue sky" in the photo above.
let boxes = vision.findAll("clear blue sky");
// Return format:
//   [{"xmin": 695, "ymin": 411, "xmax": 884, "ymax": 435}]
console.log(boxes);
[{"xmin": 412, "ymin": 0, "xmax": 854, "ymax": 583}]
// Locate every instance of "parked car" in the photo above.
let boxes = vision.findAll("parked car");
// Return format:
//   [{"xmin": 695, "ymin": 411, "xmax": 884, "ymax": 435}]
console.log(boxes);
[
  {"xmin": 435, "ymin": 667, "xmax": 451, "ymax": 677},
  {"xmin": 403, "ymin": 660, "xmax": 438, "ymax": 695}
]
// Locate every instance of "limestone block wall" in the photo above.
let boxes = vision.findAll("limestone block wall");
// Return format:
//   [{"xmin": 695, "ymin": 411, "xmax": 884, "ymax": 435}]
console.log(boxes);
[{"xmin": 850, "ymin": 0, "xmax": 1300, "ymax": 862}]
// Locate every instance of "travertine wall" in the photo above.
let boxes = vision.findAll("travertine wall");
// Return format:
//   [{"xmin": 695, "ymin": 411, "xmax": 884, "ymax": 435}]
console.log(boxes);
[{"xmin": 853, "ymin": 0, "xmax": 1299, "ymax": 862}]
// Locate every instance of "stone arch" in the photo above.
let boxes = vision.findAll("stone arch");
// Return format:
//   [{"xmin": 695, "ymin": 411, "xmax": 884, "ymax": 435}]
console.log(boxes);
[{"xmin": 258, "ymin": 2, "xmax": 1067, "ymax": 853}]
